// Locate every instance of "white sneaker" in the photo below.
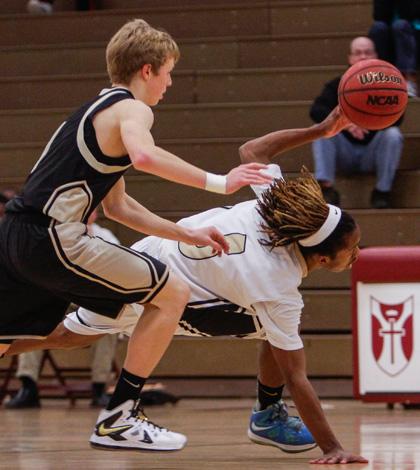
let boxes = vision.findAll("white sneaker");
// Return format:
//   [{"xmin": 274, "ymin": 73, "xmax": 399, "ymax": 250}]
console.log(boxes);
[
  {"xmin": 89, "ymin": 400, "xmax": 187, "ymax": 451},
  {"xmin": 26, "ymin": 0, "xmax": 53, "ymax": 14}
]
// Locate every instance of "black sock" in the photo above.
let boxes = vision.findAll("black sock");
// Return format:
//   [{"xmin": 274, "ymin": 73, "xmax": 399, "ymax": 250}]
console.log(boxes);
[
  {"xmin": 20, "ymin": 375, "xmax": 37, "ymax": 391},
  {"xmin": 257, "ymin": 380, "xmax": 284, "ymax": 410},
  {"xmin": 92, "ymin": 382, "xmax": 105, "ymax": 397},
  {"xmin": 106, "ymin": 368, "xmax": 146, "ymax": 411}
]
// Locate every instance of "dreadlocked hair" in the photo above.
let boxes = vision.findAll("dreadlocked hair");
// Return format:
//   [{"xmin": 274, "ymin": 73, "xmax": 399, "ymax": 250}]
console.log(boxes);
[{"xmin": 257, "ymin": 167, "xmax": 328, "ymax": 249}]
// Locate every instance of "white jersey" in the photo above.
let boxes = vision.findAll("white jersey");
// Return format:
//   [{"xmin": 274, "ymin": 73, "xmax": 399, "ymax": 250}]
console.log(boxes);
[{"xmin": 65, "ymin": 164, "xmax": 306, "ymax": 350}]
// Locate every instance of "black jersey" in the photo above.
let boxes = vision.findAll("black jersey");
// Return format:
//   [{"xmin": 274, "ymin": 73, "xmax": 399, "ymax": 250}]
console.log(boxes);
[{"xmin": 7, "ymin": 88, "xmax": 134, "ymax": 223}]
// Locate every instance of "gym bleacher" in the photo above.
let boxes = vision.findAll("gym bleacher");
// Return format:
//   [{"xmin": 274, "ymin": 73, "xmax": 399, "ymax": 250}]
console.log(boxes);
[{"xmin": 0, "ymin": 0, "xmax": 419, "ymax": 399}]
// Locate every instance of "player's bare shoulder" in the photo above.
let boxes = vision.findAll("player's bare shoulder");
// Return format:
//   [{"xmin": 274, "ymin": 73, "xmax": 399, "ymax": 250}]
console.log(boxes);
[
  {"xmin": 115, "ymin": 99, "xmax": 154, "ymax": 130},
  {"xmin": 93, "ymin": 97, "xmax": 155, "ymax": 156}
]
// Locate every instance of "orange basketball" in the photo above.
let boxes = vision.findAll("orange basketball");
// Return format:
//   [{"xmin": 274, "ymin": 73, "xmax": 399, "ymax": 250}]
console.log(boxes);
[{"xmin": 338, "ymin": 59, "xmax": 408, "ymax": 130}]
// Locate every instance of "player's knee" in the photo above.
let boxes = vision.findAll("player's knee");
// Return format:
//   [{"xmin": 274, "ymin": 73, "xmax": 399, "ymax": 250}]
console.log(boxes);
[
  {"xmin": 163, "ymin": 274, "xmax": 191, "ymax": 313},
  {"xmin": 52, "ymin": 327, "xmax": 74, "ymax": 349},
  {"xmin": 52, "ymin": 323, "xmax": 85, "ymax": 349},
  {"xmin": 171, "ymin": 276, "xmax": 191, "ymax": 309}
]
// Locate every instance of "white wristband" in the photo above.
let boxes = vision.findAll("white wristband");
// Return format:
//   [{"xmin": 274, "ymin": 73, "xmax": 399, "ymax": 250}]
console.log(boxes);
[{"xmin": 205, "ymin": 172, "xmax": 227, "ymax": 194}]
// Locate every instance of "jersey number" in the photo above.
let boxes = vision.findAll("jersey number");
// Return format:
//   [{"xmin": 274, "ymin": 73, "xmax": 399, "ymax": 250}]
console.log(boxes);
[{"xmin": 178, "ymin": 233, "xmax": 247, "ymax": 260}]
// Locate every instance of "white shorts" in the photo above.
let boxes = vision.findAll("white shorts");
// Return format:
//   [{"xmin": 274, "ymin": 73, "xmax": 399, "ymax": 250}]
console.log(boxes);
[
  {"xmin": 64, "ymin": 304, "xmax": 141, "ymax": 337},
  {"xmin": 64, "ymin": 296, "xmax": 265, "ymax": 340}
]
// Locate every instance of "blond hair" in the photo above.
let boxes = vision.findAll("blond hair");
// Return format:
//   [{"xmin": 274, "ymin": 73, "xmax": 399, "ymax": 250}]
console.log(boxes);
[
  {"xmin": 257, "ymin": 167, "xmax": 330, "ymax": 248},
  {"xmin": 106, "ymin": 19, "xmax": 180, "ymax": 85}
]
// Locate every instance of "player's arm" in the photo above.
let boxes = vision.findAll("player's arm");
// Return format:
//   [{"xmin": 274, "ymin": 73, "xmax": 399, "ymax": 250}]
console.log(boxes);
[
  {"xmin": 239, "ymin": 106, "xmax": 351, "ymax": 165},
  {"xmin": 118, "ymin": 100, "xmax": 272, "ymax": 194},
  {"xmin": 4, "ymin": 322, "xmax": 101, "ymax": 356},
  {"xmin": 101, "ymin": 177, "xmax": 229, "ymax": 254},
  {"xmin": 270, "ymin": 345, "xmax": 368, "ymax": 464}
]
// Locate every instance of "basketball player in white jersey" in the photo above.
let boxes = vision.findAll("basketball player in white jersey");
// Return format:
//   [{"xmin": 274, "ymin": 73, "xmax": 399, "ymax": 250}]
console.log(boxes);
[
  {"xmin": 6, "ymin": 107, "xmax": 368, "ymax": 464},
  {"xmin": 0, "ymin": 19, "xmax": 272, "ymax": 451}
]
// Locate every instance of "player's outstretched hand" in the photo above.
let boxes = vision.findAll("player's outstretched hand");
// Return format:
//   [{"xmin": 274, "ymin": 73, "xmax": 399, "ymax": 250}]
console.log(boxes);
[
  {"xmin": 225, "ymin": 163, "xmax": 273, "ymax": 194},
  {"xmin": 310, "ymin": 448, "xmax": 369, "ymax": 465},
  {"xmin": 185, "ymin": 226, "xmax": 230, "ymax": 256},
  {"xmin": 322, "ymin": 106, "xmax": 353, "ymax": 139}
]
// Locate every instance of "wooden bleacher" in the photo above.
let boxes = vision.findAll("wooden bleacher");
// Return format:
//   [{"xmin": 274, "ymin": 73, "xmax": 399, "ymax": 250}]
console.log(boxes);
[{"xmin": 0, "ymin": 0, "xmax": 419, "ymax": 397}]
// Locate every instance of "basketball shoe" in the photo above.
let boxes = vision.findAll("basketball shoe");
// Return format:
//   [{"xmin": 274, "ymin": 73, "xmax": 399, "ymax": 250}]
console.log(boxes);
[
  {"xmin": 248, "ymin": 400, "xmax": 317, "ymax": 453},
  {"xmin": 90, "ymin": 399, "xmax": 187, "ymax": 451}
]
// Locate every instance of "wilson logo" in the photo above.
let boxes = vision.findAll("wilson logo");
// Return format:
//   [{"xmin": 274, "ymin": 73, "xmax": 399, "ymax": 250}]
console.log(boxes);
[
  {"xmin": 359, "ymin": 71, "xmax": 403, "ymax": 85},
  {"xmin": 367, "ymin": 95, "xmax": 399, "ymax": 106}
]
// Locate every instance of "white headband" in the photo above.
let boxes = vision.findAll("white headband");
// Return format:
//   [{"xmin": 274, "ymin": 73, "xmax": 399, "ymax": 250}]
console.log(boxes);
[{"xmin": 298, "ymin": 204, "xmax": 342, "ymax": 247}]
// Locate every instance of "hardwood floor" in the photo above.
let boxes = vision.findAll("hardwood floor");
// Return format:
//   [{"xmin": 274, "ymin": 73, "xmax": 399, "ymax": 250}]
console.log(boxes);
[{"xmin": 1, "ymin": 398, "xmax": 420, "ymax": 469}]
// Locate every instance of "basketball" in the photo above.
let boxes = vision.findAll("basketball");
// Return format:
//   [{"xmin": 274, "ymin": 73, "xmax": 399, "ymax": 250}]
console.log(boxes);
[{"xmin": 338, "ymin": 59, "xmax": 408, "ymax": 130}]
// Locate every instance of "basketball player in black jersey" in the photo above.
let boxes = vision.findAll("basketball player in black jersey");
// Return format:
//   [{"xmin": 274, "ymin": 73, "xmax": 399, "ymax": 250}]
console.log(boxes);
[{"xmin": 0, "ymin": 19, "xmax": 272, "ymax": 451}]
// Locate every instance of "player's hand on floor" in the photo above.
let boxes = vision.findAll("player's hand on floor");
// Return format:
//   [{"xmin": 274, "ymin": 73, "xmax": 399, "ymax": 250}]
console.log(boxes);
[
  {"xmin": 225, "ymin": 163, "xmax": 273, "ymax": 193},
  {"xmin": 310, "ymin": 448, "xmax": 369, "ymax": 465},
  {"xmin": 185, "ymin": 226, "xmax": 230, "ymax": 256}
]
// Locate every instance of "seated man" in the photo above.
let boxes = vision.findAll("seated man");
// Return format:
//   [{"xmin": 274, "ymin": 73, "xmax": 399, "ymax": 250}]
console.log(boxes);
[
  {"xmin": 310, "ymin": 36, "xmax": 403, "ymax": 209},
  {"xmin": 6, "ymin": 107, "xmax": 367, "ymax": 465}
]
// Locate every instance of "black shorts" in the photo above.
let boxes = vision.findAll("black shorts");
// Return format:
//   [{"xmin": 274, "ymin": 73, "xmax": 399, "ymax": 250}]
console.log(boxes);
[
  {"xmin": 180, "ymin": 302, "xmax": 263, "ymax": 337},
  {"xmin": 0, "ymin": 214, "xmax": 169, "ymax": 340}
]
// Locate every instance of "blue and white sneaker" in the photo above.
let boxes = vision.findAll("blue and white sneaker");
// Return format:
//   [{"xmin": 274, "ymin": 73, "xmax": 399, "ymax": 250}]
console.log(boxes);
[{"xmin": 248, "ymin": 400, "xmax": 317, "ymax": 453}]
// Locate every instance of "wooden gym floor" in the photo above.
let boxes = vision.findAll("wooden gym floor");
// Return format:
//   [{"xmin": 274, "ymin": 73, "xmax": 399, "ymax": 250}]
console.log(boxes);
[{"xmin": 1, "ymin": 398, "xmax": 420, "ymax": 469}]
